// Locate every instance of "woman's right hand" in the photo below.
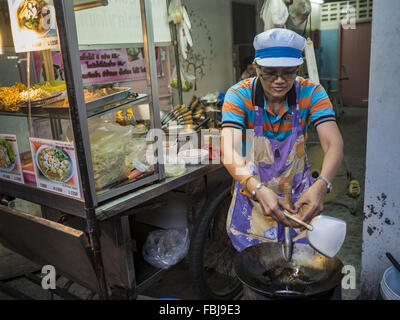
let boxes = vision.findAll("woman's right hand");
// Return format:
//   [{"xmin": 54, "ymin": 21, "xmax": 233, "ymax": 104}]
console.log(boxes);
[{"xmin": 254, "ymin": 186, "xmax": 300, "ymax": 228}]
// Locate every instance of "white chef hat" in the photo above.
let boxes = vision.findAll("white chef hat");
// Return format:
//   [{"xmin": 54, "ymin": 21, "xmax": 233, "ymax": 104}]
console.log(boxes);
[{"xmin": 253, "ymin": 28, "xmax": 307, "ymax": 67}]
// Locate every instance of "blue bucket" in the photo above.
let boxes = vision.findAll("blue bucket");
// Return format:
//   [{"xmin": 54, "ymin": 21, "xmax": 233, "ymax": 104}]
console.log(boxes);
[{"xmin": 381, "ymin": 266, "xmax": 400, "ymax": 300}]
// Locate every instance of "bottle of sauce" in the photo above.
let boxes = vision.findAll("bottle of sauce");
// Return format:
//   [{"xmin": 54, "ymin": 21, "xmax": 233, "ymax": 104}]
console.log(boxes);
[{"xmin": 116, "ymin": 110, "xmax": 126, "ymax": 126}]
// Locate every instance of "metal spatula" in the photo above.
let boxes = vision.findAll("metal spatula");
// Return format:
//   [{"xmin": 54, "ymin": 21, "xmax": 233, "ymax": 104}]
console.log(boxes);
[
  {"xmin": 282, "ymin": 210, "xmax": 347, "ymax": 258},
  {"xmin": 239, "ymin": 188, "xmax": 347, "ymax": 258}
]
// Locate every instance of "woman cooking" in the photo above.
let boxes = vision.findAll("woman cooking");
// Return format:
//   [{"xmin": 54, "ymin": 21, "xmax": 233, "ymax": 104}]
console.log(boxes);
[{"xmin": 221, "ymin": 28, "xmax": 343, "ymax": 252}]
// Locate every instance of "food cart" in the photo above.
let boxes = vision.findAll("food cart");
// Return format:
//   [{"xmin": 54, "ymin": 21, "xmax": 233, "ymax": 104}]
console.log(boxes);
[{"xmin": 0, "ymin": 0, "xmax": 236, "ymax": 299}]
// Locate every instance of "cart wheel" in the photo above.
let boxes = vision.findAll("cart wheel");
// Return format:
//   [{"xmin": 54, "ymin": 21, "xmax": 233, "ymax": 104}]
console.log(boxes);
[{"xmin": 189, "ymin": 183, "xmax": 242, "ymax": 300}]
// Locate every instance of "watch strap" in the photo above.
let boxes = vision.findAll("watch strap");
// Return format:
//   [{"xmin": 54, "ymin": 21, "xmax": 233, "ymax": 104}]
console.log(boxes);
[{"xmin": 318, "ymin": 176, "xmax": 332, "ymax": 193}]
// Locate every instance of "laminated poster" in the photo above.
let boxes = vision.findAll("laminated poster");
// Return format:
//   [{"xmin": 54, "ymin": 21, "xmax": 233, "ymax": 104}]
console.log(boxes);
[
  {"xmin": 29, "ymin": 137, "xmax": 81, "ymax": 199},
  {"xmin": 0, "ymin": 134, "xmax": 25, "ymax": 184},
  {"xmin": 7, "ymin": 0, "xmax": 59, "ymax": 53}
]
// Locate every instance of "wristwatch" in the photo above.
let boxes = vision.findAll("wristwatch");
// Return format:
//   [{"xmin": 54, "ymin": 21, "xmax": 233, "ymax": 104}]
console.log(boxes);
[
  {"xmin": 317, "ymin": 176, "xmax": 332, "ymax": 193},
  {"xmin": 251, "ymin": 183, "xmax": 264, "ymax": 200}
]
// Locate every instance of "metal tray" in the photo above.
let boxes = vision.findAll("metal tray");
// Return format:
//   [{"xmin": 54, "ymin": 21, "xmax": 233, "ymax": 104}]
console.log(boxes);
[
  {"xmin": 85, "ymin": 86, "xmax": 133, "ymax": 112},
  {"xmin": 43, "ymin": 86, "xmax": 137, "ymax": 114},
  {"xmin": 22, "ymin": 92, "xmax": 64, "ymax": 106},
  {"xmin": 85, "ymin": 88, "xmax": 137, "ymax": 116}
]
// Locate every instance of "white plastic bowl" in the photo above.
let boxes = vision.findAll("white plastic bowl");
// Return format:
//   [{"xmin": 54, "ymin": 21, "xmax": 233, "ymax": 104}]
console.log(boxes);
[
  {"xmin": 178, "ymin": 149, "xmax": 209, "ymax": 165},
  {"xmin": 380, "ymin": 266, "xmax": 400, "ymax": 300}
]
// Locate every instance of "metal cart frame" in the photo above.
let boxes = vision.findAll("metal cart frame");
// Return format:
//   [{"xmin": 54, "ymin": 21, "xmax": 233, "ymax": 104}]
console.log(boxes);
[{"xmin": 0, "ymin": 0, "xmax": 228, "ymax": 299}]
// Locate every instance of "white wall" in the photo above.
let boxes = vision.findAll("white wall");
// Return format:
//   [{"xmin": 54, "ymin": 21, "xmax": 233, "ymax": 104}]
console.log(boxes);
[
  {"xmin": 178, "ymin": 0, "xmax": 235, "ymax": 102},
  {"xmin": 360, "ymin": 0, "xmax": 400, "ymax": 299}
]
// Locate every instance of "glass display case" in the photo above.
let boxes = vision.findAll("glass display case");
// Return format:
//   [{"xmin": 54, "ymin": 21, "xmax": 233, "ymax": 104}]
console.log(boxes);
[{"xmin": 0, "ymin": 0, "xmax": 167, "ymax": 217}]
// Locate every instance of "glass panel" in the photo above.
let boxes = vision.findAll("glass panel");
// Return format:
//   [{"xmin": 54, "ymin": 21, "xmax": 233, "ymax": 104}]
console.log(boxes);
[
  {"xmin": 72, "ymin": 1, "xmax": 165, "ymax": 197},
  {"xmin": 0, "ymin": 1, "xmax": 81, "ymax": 200},
  {"xmin": 160, "ymin": 2, "xmax": 222, "ymax": 167}
]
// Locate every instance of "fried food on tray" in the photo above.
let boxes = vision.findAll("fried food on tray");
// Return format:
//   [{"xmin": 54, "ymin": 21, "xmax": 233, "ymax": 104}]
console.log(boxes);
[
  {"xmin": 32, "ymin": 80, "xmax": 66, "ymax": 93},
  {"xmin": 14, "ymin": 82, "xmax": 27, "ymax": 92},
  {"xmin": 60, "ymin": 88, "xmax": 122, "ymax": 107},
  {"xmin": 0, "ymin": 82, "xmax": 26, "ymax": 111},
  {"xmin": 20, "ymin": 88, "xmax": 51, "ymax": 102}
]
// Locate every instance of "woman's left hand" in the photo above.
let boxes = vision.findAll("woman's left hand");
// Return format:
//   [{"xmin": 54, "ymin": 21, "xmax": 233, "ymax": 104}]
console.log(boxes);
[{"xmin": 293, "ymin": 179, "xmax": 327, "ymax": 225}]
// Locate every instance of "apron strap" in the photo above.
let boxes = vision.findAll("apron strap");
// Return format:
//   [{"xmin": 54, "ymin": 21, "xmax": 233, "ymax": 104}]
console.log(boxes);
[
  {"xmin": 292, "ymin": 79, "xmax": 301, "ymax": 130},
  {"xmin": 252, "ymin": 77, "xmax": 265, "ymax": 137}
]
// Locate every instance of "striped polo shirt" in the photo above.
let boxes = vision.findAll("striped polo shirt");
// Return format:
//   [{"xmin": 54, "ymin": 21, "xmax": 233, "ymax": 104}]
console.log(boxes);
[{"xmin": 222, "ymin": 76, "xmax": 336, "ymax": 141}]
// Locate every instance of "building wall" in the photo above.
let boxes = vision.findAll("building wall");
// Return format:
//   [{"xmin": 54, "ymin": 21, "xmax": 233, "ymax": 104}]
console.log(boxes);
[
  {"xmin": 319, "ymin": 29, "xmax": 338, "ymax": 88},
  {"xmin": 174, "ymin": 0, "xmax": 235, "ymax": 104},
  {"xmin": 360, "ymin": 0, "xmax": 400, "ymax": 299}
]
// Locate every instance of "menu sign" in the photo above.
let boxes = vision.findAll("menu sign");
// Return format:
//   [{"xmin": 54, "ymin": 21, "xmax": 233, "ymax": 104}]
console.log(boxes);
[
  {"xmin": 32, "ymin": 48, "xmax": 163, "ymax": 84},
  {"xmin": 0, "ymin": 134, "xmax": 24, "ymax": 184},
  {"xmin": 7, "ymin": 0, "xmax": 59, "ymax": 53},
  {"xmin": 29, "ymin": 138, "xmax": 81, "ymax": 199},
  {"xmin": 80, "ymin": 48, "xmax": 162, "ymax": 85}
]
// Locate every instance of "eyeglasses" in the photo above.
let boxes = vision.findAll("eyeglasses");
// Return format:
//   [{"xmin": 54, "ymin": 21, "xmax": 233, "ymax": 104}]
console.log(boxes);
[{"xmin": 257, "ymin": 68, "xmax": 298, "ymax": 81}]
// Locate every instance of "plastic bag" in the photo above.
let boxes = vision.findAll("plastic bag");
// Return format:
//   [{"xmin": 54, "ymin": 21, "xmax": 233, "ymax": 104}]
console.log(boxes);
[
  {"xmin": 168, "ymin": 0, "xmax": 183, "ymax": 24},
  {"xmin": 142, "ymin": 228, "xmax": 190, "ymax": 269},
  {"xmin": 289, "ymin": 0, "xmax": 311, "ymax": 27},
  {"xmin": 124, "ymin": 138, "xmax": 155, "ymax": 177},
  {"xmin": 88, "ymin": 118, "xmax": 133, "ymax": 190},
  {"xmin": 164, "ymin": 155, "xmax": 186, "ymax": 178},
  {"xmin": 170, "ymin": 67, "xmax": 194, "ymax": 92},
  {"xmin": 261, "ymin": 0, "xmax": 289, "ymax": 30},
  {"xmin": 201, "ymin": 92, "xmax": 220, "ymax": 104}
]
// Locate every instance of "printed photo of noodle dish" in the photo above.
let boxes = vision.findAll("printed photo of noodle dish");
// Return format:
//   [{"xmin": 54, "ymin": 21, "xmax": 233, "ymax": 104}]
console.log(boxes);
[
  {"xmin": 35, "ymin": 145, "xmax": 73, "ymax": 183},
  {"xmin": 0, "ymin": 138, "xmax": 15, "ymax": 173},
  {"xmin": 15, "ymin": 0, "xmax": 54, "ymax": 35}
]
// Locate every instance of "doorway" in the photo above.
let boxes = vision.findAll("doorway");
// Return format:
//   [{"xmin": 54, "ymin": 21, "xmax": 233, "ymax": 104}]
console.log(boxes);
[
  {"xmin": 231, "ymin": 1, "xmax": 256, "ymax": 82},
  {"xmin": 339, "ymin": 20, "xmax": 372, "ymax": 107}
]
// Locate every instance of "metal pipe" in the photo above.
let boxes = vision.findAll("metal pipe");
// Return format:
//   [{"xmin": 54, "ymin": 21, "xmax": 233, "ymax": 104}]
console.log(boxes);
[
  {"xmin": 284, "ymin": 226, "xmax": 293, "ymax": 262},
  {"xmin": 170, "ymin": 22, "xmax": 183, "ymax": 105},
  {"xmin": 53, "ymin": 0, "xmax": 108, "ymax": 300},
  {"xmin": 140, "ymin": 0, "xmax": 165, "ymax": 180},
  {"xmin": 73, "ymin": 0, "xmax": 108, "ymax": 11},
  {"xmin": 283, "ymin": 183, "xmax": 293, "ymax": 262}
]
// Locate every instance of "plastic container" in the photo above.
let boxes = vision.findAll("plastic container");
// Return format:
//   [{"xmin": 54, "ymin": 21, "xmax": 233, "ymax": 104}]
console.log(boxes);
[
  {"xmin": 164, "ymin": 156, "xmax": 186, "ymax": 178},
  {"xmin": 380, "ymin": 266, "xmax": 400, "ymax": 300},
  {"xmin": 178, "ymin": 149, "xmax": 209, "ymax": 165},
  {"xmin": 163, "ymin": 140, "xmax": 178, "ymax": 157}
]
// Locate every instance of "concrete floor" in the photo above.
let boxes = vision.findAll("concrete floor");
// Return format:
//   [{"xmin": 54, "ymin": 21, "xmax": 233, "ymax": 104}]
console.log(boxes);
[
  {"xmin": 0, "ymin": 106, "xmax": 367, "ymax": 300},
  {"xmin": 140, "ymin": 106, "xmax": 368, "ymax": 300}
]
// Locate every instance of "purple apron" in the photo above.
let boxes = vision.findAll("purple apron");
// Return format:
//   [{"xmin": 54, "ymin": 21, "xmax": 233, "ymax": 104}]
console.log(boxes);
[{"xmin": 226, "ymin": 77, "xmax": 314, "ymax": 252}]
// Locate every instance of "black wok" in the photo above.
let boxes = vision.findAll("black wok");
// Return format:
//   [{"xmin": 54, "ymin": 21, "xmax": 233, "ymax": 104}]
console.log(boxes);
[{"xmin": 234, "ymin": 242, "xmax": 344, "ymax": 299}]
